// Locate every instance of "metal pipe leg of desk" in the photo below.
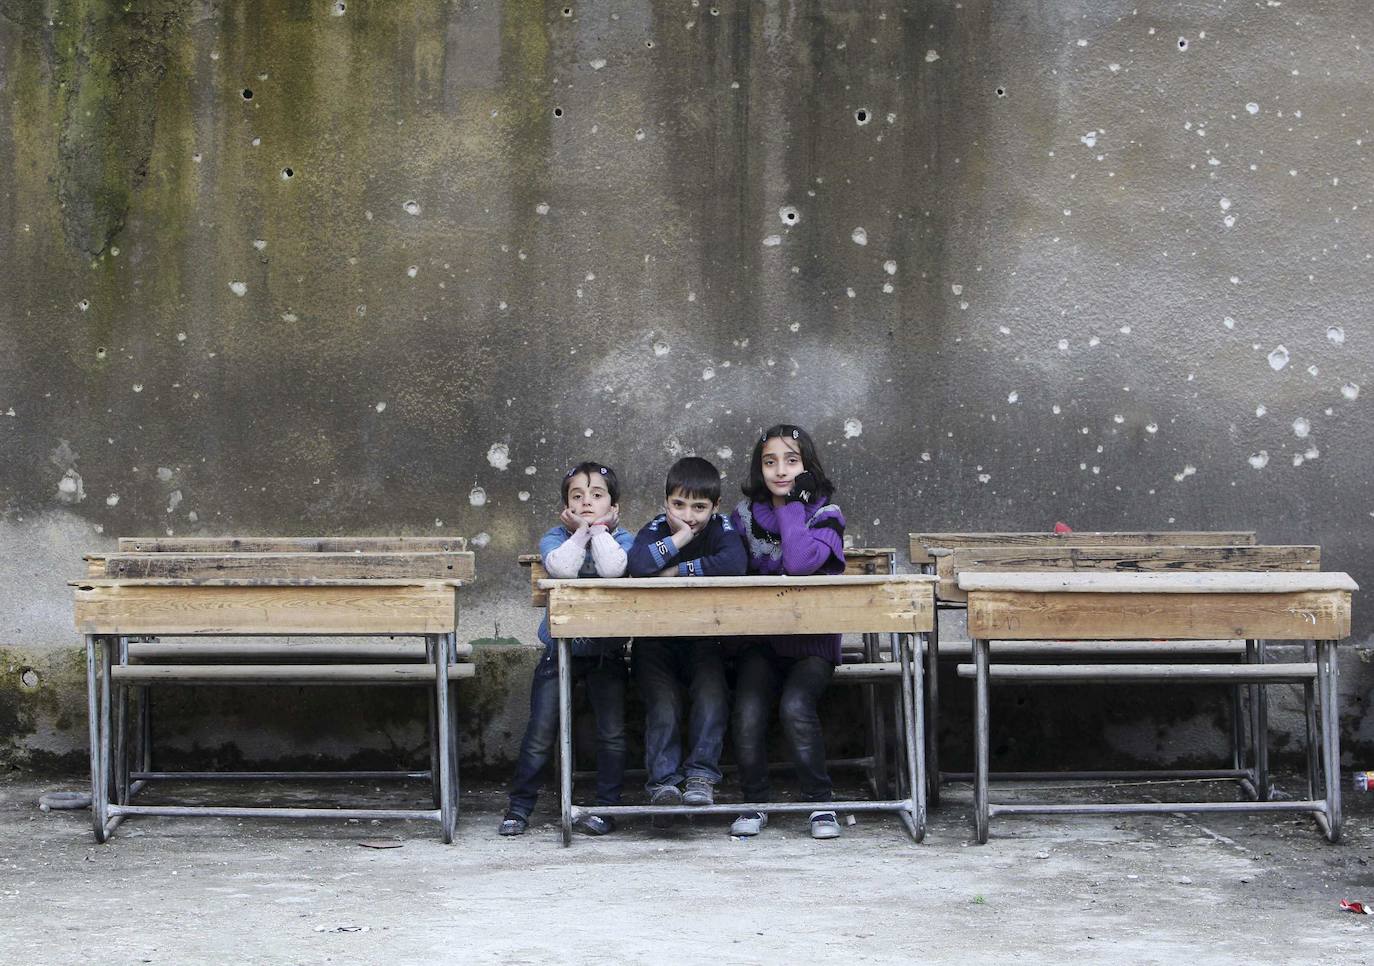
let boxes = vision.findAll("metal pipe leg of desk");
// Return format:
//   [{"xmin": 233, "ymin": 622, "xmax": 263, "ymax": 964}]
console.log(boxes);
[
  {"xmin": 1229, "ymin": 681, "xmax": 1254, "ymax": 800},
  {"xmin": 98, "ymin": 637, "xmax": 121, "ymax": 840},
  {"xmin": 1254, "ymin": 639, "xmax": 1270, "ymax": 800},
  {"xmin": 1316, "ymin": 639, "xmax": 1342, "ymax": 843},
  {"xmin": 114, "ymin": 637, "xmax": 129, "ymax": 807},
  {"xmin": 557, "ymin": 637, "xmax": 574, "ymax": 846},
  {"xmin": 426, "ymin": 635, "xmax": 441, "ymax": 809},
  {"xmin": 447, "ymin": 632, "xmax": 462, "ymax": 822},
  {"xmin": 926, "ymin": 611, "xmax": 941, "ymax": 808},
  {"xmin": 434, "ymin": 633, "xmax": 456, "ymax": 843},
  {"xmin": 894, "ymin": 632, "xmax": 922, "ymax": 842},
  {"xmin": 1304, "ymin": 640, "xmax": 1318, "ymax": 802},
  {"xmin": 973, "ymin": 637, "xmax": 990, "ymax": 844},
  {"xmin": 865, "ymin": 633, "xmax": 889, "ymax": 799},
  {"xmin": 138, "ymin": 684, "xmax": 152, "ymax": 774},
  {"xmin": 85, "ymin": 635, "xmax": 107, "ymax": 843},
  {"xmin": 911, "ymin": 632, "xmax": 928, "ymax": 839},
  {"xmin": 1245, "ymin": 640, "xmax": 1263, "ymax": 800}
]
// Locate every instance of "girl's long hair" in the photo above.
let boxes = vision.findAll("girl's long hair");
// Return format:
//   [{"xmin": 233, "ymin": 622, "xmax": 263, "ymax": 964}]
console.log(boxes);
[{"xmin": 741, "ymin": 424, "xmax": 835, "ymax": 504}]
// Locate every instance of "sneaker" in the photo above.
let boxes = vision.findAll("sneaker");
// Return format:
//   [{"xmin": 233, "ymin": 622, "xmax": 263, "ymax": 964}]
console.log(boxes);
[
  {"xmin": 575, "ymin": 814, "xmax": 616, "ymax": 836},
  {"xmin": 809, "ymin": 810, "xmax": 841, "ymax": 840},
  {"xmin": 730, "ymin": 811, "xmax": 768, "ymax": 837},
  {"xmin": 498, "ymin": 812, "xmax": 528, "ymax": 836},
  {"xmin": 649, "ymin": 783, "xmax": 682, "ymax": 829},
  {"xmin": 683, "ymin": 777, "xmax": 715, "ymax": 806}
]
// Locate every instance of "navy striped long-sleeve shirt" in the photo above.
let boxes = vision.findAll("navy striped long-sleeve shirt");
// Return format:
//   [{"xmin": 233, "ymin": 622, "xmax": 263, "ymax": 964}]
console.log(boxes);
[{"xmin": 626, "ymin": 513, "xmax": 747, "ymax": 578}]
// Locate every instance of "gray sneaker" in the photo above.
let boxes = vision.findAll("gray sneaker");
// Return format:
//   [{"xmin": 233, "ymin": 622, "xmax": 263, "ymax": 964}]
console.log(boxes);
[
  {"xmin": 683, "ymin": 777, "xmax": 715, "ymax": 806},
  {"xmin": 730, "ymin": 811, "xmax": 768, "ymax": 836},
  {"xmin": 649, "ymin": 783, "xmax": 682, "ymax": 829},
  {"xmin": 809, "ymin": 810, "xmax": 841, "ymax": 840}
]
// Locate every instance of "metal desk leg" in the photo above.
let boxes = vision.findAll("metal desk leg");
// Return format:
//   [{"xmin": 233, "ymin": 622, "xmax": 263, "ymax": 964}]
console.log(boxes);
[
  {"xmin": 1254, "ymin": 639, "xmax": 1270, "ymax": 800},
  {"xmin": 1304, "ymin": 641, "xmax": 1318, "ymax": 802},
  {"xmin": 137, "ymin": 684, "xmax": 152, "ymax": 774},
  {"xmin": 896, "ymin": 632, "xmax": 924, "ymax": 843},
  {"xmin": 1316, "ymin": 639, "xmax": 1342, "ymax": 843},
  {"xmin": 973, "ymin": 636, "xmax": 990, "ymax": 844},
  {"xmin": 447, "ymin": 632, "xmax": 462, "ymax": 822},
  {"xmin": 927, "ymin": 609, "xmax": 941, "ymax": 808},
  {"xmin": 864, "ymin": 632, "xmax": 889, "ymax": 798},
  {"xmin": 557, "ymin": 637, "xmax": 574, "ymax": 846},
  {"xmin": 85, "ymin": 635, "xmax": 108, "ymax": 843},
  {"xmin": 434, "ymin": 633, "xmax": 456, "ymax": 843},
  {"xmin": 912, "ymin": 632, "xmax": 928, "ymax": 839},
  {"xmin": 114, "ymin": 637, "xmax": 130, "ymax": 806},
  {"xmin": 426, "ymin": 635, "xmax": 441, "ymax": 809}
]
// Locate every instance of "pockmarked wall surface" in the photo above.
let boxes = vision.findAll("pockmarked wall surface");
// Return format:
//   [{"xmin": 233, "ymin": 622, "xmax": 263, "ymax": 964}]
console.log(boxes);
[{"xmin": 2, "ymin": 1, "xmax": 1370, "ymax": 772}]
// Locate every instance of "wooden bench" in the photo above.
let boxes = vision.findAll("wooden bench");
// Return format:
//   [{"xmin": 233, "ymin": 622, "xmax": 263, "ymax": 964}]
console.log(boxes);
[
  {"xmin": 909, "ymin": 531, "xmax": 1275, "ymax": 804},
  {"xmin": 957, "ymin": 570, "xmax": 1356, "ymax": 843},
  {"xmin": 518, "ymin": 548, "xmax": 908, "ymax": 799},
  {"xmin": 540, "ymin": 574, "xmax": 936, "ymax": 845},
  {"xmin": 75, "ymin": 537, "xmax": 475, "ymax": 843}
]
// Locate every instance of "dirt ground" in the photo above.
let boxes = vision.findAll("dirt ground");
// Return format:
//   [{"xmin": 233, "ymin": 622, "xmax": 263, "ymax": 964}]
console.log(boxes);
[{"xmin": 2, "ymin": 770, "xmax": 1373, "ymax": 965}]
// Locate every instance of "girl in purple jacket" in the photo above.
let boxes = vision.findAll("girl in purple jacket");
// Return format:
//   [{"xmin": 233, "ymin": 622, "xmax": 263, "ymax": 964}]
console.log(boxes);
[{"xmin": 728, "ymin": 424, "xmax": 846, "ymax": 840}]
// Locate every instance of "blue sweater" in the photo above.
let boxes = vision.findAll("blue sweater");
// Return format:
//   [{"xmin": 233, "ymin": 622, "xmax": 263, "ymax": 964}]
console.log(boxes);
[
  {"xmin": 626, "ymin": 513, "xmax": 747, "ymax": 578},
  {"xmin": 536, "ymin": 524, "xmax": 636, "ymax": 657}
]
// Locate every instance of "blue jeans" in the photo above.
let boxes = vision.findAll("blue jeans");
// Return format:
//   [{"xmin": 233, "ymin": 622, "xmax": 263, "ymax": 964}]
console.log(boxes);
[
  {"xmin": 732, "ymin": 643, "xmax": 835, "ymax": 802},
  {"xmin": 632, "ymin": 638, "xmax": 729, "ymax": 790},
  {"xmin": 507, "ymin": 651, "xmax": 627, "ymax": 818}
]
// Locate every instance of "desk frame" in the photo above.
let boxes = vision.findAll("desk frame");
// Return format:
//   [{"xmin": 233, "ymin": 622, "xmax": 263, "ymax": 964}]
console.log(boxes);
[
  {"xmin": 959, "ymin": 571, "xmax": 1355, "ymax": 843},
  {"xmin": 75, "ymin": 578, "xmax": 466, "ymax": 843},
  {"xmin": 541, "ymin": 575, "xmax": 935, "ymax": 845}
]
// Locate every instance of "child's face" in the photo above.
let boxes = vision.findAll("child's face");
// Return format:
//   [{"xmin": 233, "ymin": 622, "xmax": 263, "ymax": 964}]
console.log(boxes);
[
  {"xmin": 665, "ymin": 487, "xmax": 717, "ymax": 534},
  {"xmin": 760, "ymin": 436, "xmax": 805, "ymax": 498},
  {"xmin": 564, "ymin": 472, "xmax": 615, "ymax": 522}
]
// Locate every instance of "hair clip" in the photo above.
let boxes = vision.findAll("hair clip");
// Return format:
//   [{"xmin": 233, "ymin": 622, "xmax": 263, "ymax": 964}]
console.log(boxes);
[
  {"xmin": 599, "ymin": 467, "xmax": 608, "ymax": 475},
  {"xmin": 563, "ymin": 467, "xmax": 577, "ymax": 478},
  {"xmin": 791, "ymin": 429, "xmax": 800, "ymax": 439}
]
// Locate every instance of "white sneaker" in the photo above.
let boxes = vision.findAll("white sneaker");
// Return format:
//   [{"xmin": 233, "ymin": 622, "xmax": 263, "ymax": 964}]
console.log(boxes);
[
  {"xmin": 730, "ymin": 811, "xmax": 768, "ymax": 836},
  {"xmin": 809, "ymin": 810, "xmax": 841, "ymax": 839}
]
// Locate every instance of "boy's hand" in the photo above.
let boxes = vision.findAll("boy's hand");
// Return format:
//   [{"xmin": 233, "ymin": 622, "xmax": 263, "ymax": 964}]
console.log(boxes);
[
  {"xmin": 664, "ymin": 508, "xmax": 696, "ymax": 548},
  {"xmin": 559, "ymin": 507, "xmax": 590, "ymax": 534},
  {"xmin": 658, "ymin": 565, "xmax": 677, "ymax": 577}
]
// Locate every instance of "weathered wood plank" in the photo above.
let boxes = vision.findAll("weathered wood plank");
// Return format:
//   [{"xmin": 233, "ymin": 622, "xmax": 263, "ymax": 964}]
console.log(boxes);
[
  {"xmin": 109, "ymin": 663, "xmax": 476, "ymax": 684},
  {"xmin": 936, "ymin": 545, "xmax": 1319, "ymax": 601},
  {"xmin": 117, "ymin": 536, "xmax": 468, "ymax": 553},
  {"xmin": 74, "ymin": 584, "xmax": 457, "ymax": 635},
  {"xmin": 521, "ymin": 548, "xmax": 899, "ymax": 607},
  {"xmin": 909, "ymin": 531, "xmax": 1257, "ymax": 565},
  {"xmin": 955, "ymin": 663, "xmax": 1318, "ymax": 683},
  {"xmin": 547, "ymin": 577, "xmax": 934, "ymax": 638},
  {"xmin": 102, "ymin": 551, "xmax": 475, "ymax": 582},
  {"xmin": 958, "ymin": 571, "xmax": 1357, "ymax": 594},
  {"xmin": 967, "ymin": 590, "xmax": 1352, "ymax": 641}
]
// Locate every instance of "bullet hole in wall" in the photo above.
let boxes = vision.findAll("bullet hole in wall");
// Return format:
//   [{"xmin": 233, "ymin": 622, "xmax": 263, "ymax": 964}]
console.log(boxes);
[
  {"xmin": 95, "ymin": 347, "xmax": 107, "ymax": 360},
  {"xmin": 241, "ymin": 88, "xmax": 252, "ymax": 100},
  {"xmin": 855, "ymin": 109, "xmax": 869, "ymax": 125},
  {"xmin": 562, "ymin": 7, "xmax": 572, "ymax": 17},
  {"xmin": 281, "ymin": 167, "xmax": 294, "ymax": 179},
  {"xmin": 553, "ymin": 107, "xmax": 563, "ymax": 117},
  {"xmin": 996, "ymin": 87, "xmax": 1006, "ymax": 97}
]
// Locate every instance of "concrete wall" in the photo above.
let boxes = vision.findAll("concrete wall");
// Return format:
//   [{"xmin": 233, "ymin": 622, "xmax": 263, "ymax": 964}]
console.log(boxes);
[{"xmin": 2, "ymin": 1, "xmax": 1371, "ymax": 773}]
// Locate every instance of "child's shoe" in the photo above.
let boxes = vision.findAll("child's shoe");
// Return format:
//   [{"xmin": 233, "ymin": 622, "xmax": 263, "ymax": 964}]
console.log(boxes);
[
  {"xmin": 575, "ymin": 814, "xmax": 616, "ymax": 836},
  {"xmin": 498, "ymin": 812, "xmax": 528, "ymax": 836},
  {"xmin": 729, "ymin": 811, "xmax": 768, "ymax": 836},
  {"xmin": 809, "ymin": 810, "xmax": 841, "ymax": 839},
  {"xmin": 649, "ymin": 783, "xmax": 682, "ymax": 829},
  {"xmin": 683, "ymin": 777, "xmax": 715, "ymax": 806}
]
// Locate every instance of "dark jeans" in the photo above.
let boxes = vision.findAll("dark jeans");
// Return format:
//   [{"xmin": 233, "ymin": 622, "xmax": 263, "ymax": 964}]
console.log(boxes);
[
  {"xmin": 507, "ymin": 651, "xmax": 627, "ymax": 818},
  {"xmin": 632, "ymin": 638, "xmax": 729, "ymax": 790},
  {"xmin": 732, "ymin": 643, "xmax": 835, "ymax": 803}
]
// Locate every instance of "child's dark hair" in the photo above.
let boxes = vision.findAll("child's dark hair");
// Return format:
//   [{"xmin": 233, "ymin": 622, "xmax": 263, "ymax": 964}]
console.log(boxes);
[
  {"xmin": 742, "ymin": 424, "xmax": 836, "ymax": 504},
  {"xmin": 665, "ymin": 456, "xmax": 722, "ymax": 504},
  {"xmin": 561, "ymin": 461, "xmax": 620, "ymax": 506}
]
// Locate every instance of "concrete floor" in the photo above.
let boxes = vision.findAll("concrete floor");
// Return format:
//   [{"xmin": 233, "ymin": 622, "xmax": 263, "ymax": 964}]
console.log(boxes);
[{"xmin": 2, "ymin": 771, "xmax": 1372, "ymax": 965}]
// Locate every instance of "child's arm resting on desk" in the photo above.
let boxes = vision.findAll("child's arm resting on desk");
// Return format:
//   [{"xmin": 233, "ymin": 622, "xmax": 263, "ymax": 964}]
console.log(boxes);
[
  {"xmin": 590, "ymin": 526, "xmax": 631, "ymax": 577},
  {"xmin": 674, "ymin": 515, "xmax": 748, "ymax": 577},
  {"xmin": 777, "ymin": 502, "xmax": 845, "ymax": 576},
  {"xmin": 540, "ymin": 526, "xmax": 590, "ymax": 579},
  {"xmin": 627, "ymin": 517, "xmax": 677, "ymax": 576}
]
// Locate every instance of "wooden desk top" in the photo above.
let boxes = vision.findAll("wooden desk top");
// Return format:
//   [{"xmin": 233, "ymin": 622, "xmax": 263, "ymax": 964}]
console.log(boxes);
[{"xmin": 958, "ymin": 571, "xmax": 1358, "ymax": 594}]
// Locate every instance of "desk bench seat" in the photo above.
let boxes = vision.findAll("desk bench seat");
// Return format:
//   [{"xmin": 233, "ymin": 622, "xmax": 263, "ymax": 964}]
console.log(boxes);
[{"xmin": 110, "ymin": 663, "xmax": 476, "ymax": 685}]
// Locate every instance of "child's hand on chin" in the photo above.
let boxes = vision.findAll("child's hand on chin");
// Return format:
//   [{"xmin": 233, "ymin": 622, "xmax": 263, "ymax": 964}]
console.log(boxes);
[
  {"xmin": 591, "ymin": 506, "xmax": 620, "ymax": 533},
  {"xmin": 560, "ymin": 507, "xmax": 589, "ymax": 533}
]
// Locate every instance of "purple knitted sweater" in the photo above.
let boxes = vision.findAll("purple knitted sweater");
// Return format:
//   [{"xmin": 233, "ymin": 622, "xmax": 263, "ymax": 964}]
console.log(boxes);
[{"xmin": 729, "ymin": 497, "xmax": 847, "ymax": 664}]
